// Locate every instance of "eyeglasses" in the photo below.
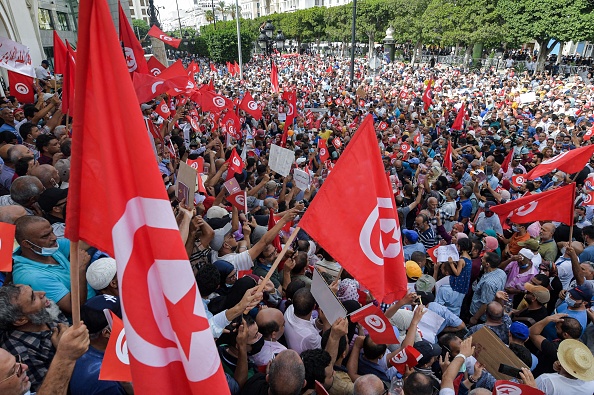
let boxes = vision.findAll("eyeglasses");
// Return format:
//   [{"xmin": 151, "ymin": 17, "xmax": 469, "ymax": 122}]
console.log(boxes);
[{"xmin": 0, "ymin": 355, "xmax": 23, "ymax": 384}]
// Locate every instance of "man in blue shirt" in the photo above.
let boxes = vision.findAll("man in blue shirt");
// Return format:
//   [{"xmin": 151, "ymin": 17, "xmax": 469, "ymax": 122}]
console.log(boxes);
[
  {"xmin": 0, "ymin": 108, "xmax": 21, "ymax": 143},
  {"xmin": 12, "ymin": 216, "xmax": 95, "ymax": 317},
  {"xmin": 458, "ymin": 187, "xmax": 473, "ymax": 226}
]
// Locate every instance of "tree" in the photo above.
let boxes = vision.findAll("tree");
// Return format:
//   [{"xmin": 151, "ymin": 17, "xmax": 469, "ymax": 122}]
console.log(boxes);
[
  {"xmin": 205, "ymin": 10, "xmax": 215, "ymax": 25},
  {"xmin": 132, "ymin": 18, "xmax": 150, "ymax": 39},
  {"xmin": 356, "ymin": 0, "xmax": 396, "ymax": 58},
  {"xmin": 390, "ymin": 0, "xmax": 430, "ymax": 63},
  {"xmin": 227, "ymin": 4, "xmax": 241, "ymax": 20},
  {"xmin": 201, "ymin": 20, "xmax": 256, "ymax": 62},
  {"xmin": 498, "ymin": 0, "xmax": 594, "ymax": 71},
  {"xmin": 217, "ymin": 1, "xmax": 228, "ymax": 21}
]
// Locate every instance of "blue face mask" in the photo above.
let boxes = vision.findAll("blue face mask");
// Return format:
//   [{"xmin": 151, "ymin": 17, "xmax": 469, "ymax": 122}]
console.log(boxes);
[
  {"xmin": 565, "ymin": 294, "xmax": 578, "ymax": 307},
  {"xmin": 162, "ymin": 159, "xmax": 170, "ymax": 164},
  {"xmin": 26, "ymin": 240, "xmax": 58, "ymax": 256}
]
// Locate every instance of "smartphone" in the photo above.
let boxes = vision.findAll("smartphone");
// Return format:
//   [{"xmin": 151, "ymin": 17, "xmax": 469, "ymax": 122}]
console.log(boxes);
[{"xmin": 498, "ymin": 364, "xmax": 522, "ymax": 379}]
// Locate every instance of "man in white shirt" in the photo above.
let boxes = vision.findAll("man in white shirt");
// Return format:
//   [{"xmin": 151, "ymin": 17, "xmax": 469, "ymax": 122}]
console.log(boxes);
[
  {"xmin": 35, "ymin": 60, "xmax": 52, "ymax": 80},
  {"xmin": 536, "ymin": 339, "xmax": 594, "ymax": 395},
  {"xmin": 251, "ymin": 308, "xmax": 287, "ymax": 367},
  {"xmin": 284, "ymin": 287, "xmax": 322, "ymax": 355}
]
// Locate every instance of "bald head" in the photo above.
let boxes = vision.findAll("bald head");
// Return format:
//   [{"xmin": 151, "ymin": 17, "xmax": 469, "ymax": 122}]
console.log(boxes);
[
  {"xmin": 14, "ymin": 215, "xmax": 50, "ymax": 244},
  {"xmin": 7, "ymin": 145, "xmax": 31, "ymax": 165},
  {"xmin": 30, "ymin": 164, "xmax": 59, "ymax": 189},
  {"xmin": 256, "ymin": 308, "xmax": 284, "ymax": 340},
  {"xmin": 268, "ymin": 349, "xmax": 305, "ymax": 395},
  {"xmin": 353, "ymin": 374, "xmax": 384, "ymax": 395},
  {"xmin": 0, "ymin": 144, "xmax": 13, "ymax": 161},
  {"xmin": 0, "ymin": 205, "xmax": 27, "ymax": 224},
  {"xmin": 486, "ymin": 301, "xmax": 504, "ymax": 322}
]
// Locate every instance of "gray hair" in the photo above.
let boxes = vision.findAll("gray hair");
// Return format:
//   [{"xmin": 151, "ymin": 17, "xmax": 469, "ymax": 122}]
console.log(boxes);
[
  {"xmin": 53, "ymin": 125, "xmax": 67, "ymax": 139},
  {"xmin": 10, "ymin": 175, "xmax": 43, "ymax": 205},
  {"xmin": 7, "ymin": 145, "xmax": 24, "ymax": 164},
  {"xmin": 268, "ymin": 350, "xmax": 305, "ymax": 395},
  {"xmin": 0, "ymin": 284, "xmax": 23, "ymax": 330}
]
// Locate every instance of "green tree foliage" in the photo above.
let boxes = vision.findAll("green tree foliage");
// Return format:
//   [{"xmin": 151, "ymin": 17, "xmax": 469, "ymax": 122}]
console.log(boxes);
[
  {"xmin": 132, "ymin": 19, "xmax": 149, "ymax": 38},
  {"xmin": 201, "ymin": 20, "xmax": 256, "ymax": 62}
]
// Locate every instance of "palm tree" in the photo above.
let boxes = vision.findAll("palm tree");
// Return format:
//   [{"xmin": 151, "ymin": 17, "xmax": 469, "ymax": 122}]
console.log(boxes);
[
  {"xmin": 216, "ymin": 1, "xmax": 227, "ymax": 21},
  {"xmin": 205, "ymin": 10, "xmax": 215, "ymax": 24},
  {"xmin": 227, "ymin": 4, "xmax": 241, "ymax": 19}
]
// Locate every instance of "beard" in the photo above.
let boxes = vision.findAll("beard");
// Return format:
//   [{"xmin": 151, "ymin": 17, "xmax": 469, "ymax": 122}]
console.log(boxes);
[{"xmin": 27, "ymin": 300, "xmax": 61, "ymax": 325}]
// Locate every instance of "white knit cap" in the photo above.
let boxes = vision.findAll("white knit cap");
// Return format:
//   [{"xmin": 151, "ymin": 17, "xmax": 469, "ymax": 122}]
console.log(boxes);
[{"xmin": 86, "ymin": 257, "xmax": 117, "ymax": 290}]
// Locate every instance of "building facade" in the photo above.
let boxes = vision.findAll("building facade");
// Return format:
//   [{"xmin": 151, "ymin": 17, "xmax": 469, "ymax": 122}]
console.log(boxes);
[{"xmin": 129, "ymin": 0, "xmax": 150, "ymax": 24}]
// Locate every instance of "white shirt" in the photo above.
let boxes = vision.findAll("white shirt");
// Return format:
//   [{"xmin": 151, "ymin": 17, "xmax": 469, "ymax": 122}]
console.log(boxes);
[
  {"xmin": 35, "ymin": 66, "xmax": 51, "ymax": 80},
  {"xmin": 283, "ymin": 305, "xmax": 321, "ymax": 355},
  {"xmin": 536, "ymin": 373, "xmax": 594, "ymax": 395},
  {"xmin": 250, "ymin": 339, "xmax": 287, "ymax": 367},
  {"xmin": 213, "ymin": 250, "xmax": 253, "ymax": 271}
]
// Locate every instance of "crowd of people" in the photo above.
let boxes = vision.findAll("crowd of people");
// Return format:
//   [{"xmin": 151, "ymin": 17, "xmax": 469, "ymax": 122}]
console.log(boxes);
[{"xmin": 0, "ymin": 49, "xmax": 594, "ymax": 395}]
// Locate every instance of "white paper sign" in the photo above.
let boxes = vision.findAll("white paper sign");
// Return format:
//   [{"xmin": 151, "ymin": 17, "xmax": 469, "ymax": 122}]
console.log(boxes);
[
  {"xmin": 0, "ymin": 36, "xmax": 35, "ymax": 77},
  {"xmin": 293, "ymin": 168, "xmax": 310, "ymax": 191},
  {"xmin": 519, "ymin": 92, "xmax": 537, "ymax": 104},
  {"xmin": 269, "ymin": 144, "xmax": 295, "ymax": 177},
  {"xmin": 311, "ymin": 268, "xmax": 347, "ymax": 325},
  {"xmin": 417, "ymin": 307, "xmax": 445, "ymax": 343},
  {"xmin": 436, "ymin": 245, "xmax": 459, "ymax": 263}
]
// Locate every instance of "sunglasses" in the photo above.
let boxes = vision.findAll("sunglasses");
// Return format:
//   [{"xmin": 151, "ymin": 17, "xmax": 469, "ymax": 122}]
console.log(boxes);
[{"xmin": 0, "ymin": 355, "xmax": 23, "ymax": 384}]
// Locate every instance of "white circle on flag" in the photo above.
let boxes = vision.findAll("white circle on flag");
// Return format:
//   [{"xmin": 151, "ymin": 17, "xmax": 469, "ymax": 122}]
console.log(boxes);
[
  {"xmin": 151, "ymin": 81, "xmax": 164, "ymax": 94},
  {"xmin": 232, "ymin": 157, "xmax": 241, "ymax": 167},
  {"xmin": 320, "ymin": 148, "xmax": 326, "ymax": 156},
  {"xmin": 585, "ymin": 194, "xmax": 593, "ymax": 205},
  {"xmin": 359, "ymin": 197, "xmax": 401, "ymax": 266},
  {"xmin": 495, "ymin": 384, "xmax": 522, "ymax": 395},
  {"xmin": 116, "ymin": 328, "xmax": 130, "ymax": 364},
  {"xmin": 513, "ymin": 201, "xmax": 538, "ymax": 217},
  {"xmin": 235, "ymin": 195, "xmax": 245, "ymax": 206},
  {"xmin": 159, "ymin": 34, "xmax": 173, "ymax": 42},
  {"xmin": 364, "ymin": 315, "xmax": 386, "ymax": 333},
  {"xmin": 151, "ymin": 68, "xmax": 162, "ymax": 76},
  {"xmin": 14, "ymin": 83, "xmax": 29, "ymax": 95},
  {"xmin": 247, "ymin": 101, "xmax": 258, "ymax": 111},
  {"xmin": 213, "ymin": 97, "xmax": 226, "ymax": 107},
  {"xmin": 160, "ymin": 103, "xmax": 169, "ymax": 113},
  {"xmin": 515, "ymin": 176, "xmax": 525, "ymax": 185}
]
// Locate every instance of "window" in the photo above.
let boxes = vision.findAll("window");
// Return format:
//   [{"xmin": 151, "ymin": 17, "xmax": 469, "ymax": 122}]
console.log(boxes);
[
  {"xmin": 131, "ymin": 9, "xmax": 135, "ymax": 16},
  {"xmin": 142, "ymin": 9, "xmax": 146, "ymax": 15},
  {"xmin": 140, "ymin": 0, "xmax": 145, "ymax": 5},
  {"xmin": 56, "ymin": 12, "xmax": 70, "ymax": 31},
  {"xmin": 38, "ymin": 8, "xmax": 54, "ymax": 30}
]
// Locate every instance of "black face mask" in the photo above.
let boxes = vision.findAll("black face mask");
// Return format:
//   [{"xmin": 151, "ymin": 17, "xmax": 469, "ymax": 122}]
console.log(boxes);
[{"xmin": 248, "ymin": 335, "xmax": 265, "ymax": 356}]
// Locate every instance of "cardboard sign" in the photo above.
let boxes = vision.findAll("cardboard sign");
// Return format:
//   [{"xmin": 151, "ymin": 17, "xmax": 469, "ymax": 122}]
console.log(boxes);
[
  {"xmin": 175, "ymin": 162, "xmax": 197, "ymax": 203},
  {"xmin": 269, "ymin": 144, "xmax": 295, "ymax": 177},
  {"xmin": 519, "ymin": 92, "xmax": 537, "ymax": 104},
  {"xmin": 293, "ymin": 168, "xmax": 310, "ymax": 191},
  {"xmin": 311, "ymin": 268, "xmax": 347, "ymax": 325},
  {"xmin": 471, "ymin": 327, "xmax": 529, "ymax": 380}
]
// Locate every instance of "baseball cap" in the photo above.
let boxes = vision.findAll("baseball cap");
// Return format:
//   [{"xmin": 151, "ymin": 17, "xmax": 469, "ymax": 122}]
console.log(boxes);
[
  {"xmin": 414, "ymin": 340, "xmax": 442, "ymax": 366},
  {"xmin": 484, "ymin": 201, "xmax": 497, "ymax": 211},
  {"xmin": 140, "ymin": 103, "xmax": 153, "ymax": 110},
  {"xmin": 518, "ymin": 238, "xmax": 540, "ymax": 252},
  {"xmin": 569, "ymin": 284, "xmax": 593, "ymax": 302},
  {"xmin": 509, "ymin": 322, "xmax": 530, "ymax": 341},
  {"xmin": 206, "ymin": 205, "xmax": 230, "ymax": 219},
  {"xmin": 37, "ymin": 188, "xmax": 68, "ymax": 213},
  {"xmin": 86, "ymin": 257, "xmax": 117, "ymax": 291},
  {"xmin": 415, "ymin": 274, "xmax": 436, "ymax": 293},
  {"xmin": 524, "ymin": 282, "xmax": 550, "ymax": 303},
  {"xmin": 80, "ymin": 294, "xmax": 122, "ymax": 334},
  {"xmin": 533, "ymin": 177, "xmax": 543, "ymax": 182},
  {"xmin": 406, "ymin": 261, "xmax": 423, "ymax": 280},
  {"xmin": 408, "ymin": 158, "xmax": 420, "ymax": 165},
  {"xmin": 209, "ymin": 222, "xmax": 233, "ymax": 252},
  {"xmin": 402, "ymin": 229, "xmax": 419, "ymax": 244}
]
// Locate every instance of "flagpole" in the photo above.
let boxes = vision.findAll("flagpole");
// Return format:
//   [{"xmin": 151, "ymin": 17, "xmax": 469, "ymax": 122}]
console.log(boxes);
[
  {"xmin": 569, "ymin": 182, "xmax": 577, "ymax": 243},
  {"xmin": 234, "ymin": 0, "xmax": 243, "ymax": 81},
  {"xmin": 256, "ymin": 226, "xmax": 300, "ymax": 294},
  {"xmin": 70, "ymin": 241, "xmax": 81, "ymax": 325}
]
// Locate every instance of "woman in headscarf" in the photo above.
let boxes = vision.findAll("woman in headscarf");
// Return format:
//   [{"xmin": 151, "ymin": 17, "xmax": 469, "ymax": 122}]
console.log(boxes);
[{"xmin": 213, "ymin": 260, "xmax": 237, "ymax": 296}]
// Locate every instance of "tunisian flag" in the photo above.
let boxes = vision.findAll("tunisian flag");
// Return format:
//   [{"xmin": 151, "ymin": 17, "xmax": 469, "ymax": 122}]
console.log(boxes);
[
  {"xmin": 451, "ymin": 103, "xmax": 466, "ymax": 131},
  {"xmin": 493, "ymin": 381, "xmax": 544, "ymax": 395},
  {"xmin": 318, "ymin": 139, "xmax": 330, "ymax": 162},
  {"xmin": 119, "ymin": 3, "xmax": 148, "ymax": 76},
  {"xmin": 239, "ymin": 91, "xmax": 262, "ymax": 120},
  {"xmin": 350, "ymin": 303, "xmax": 399, "ymax": 345},
  {"xmin": 270, "ymin": 60, "xmax": 279, "ymax": 93},
  {"xmin": 61, "ymin": 43, "xmax": 76, "ymax": 114},
  {"xmin": 8, "ymin": 71, "xmax": 34, "ymax": 104},
  {"xmin": 65, "ymin": 1, "xmax": 230, "ymax": 394},
  {"xmin": 281, "ymin": 90, "xmax": 296, "ymax": 147},
  {"xmin": 501, "ymin": 149, "xmax": 515, "ymax": 173},
  {"xmin": 299, "ymin": 114, "xmax": 407, "ymax": 303},
  {"xmin": 148, "ymin": 57, "xmax": 166, "ymax": 76},
  {"xmin": 443, "ymin": 140, "xmax": 453, "ymax": 173},
  {"xmin": 489, "ymin": 183, "xmax": 575, "ymax": 225},
  {"xmin": 148, "ymin": 25, "xmax": 182, "ymax": 48},
  {"xmin": 53, "ymin": 31, "xmax": 67, "ymax": 75},
  {"xmin": 389, "ymin": 346, "xmax": 422, "ymax": 374},
  {"xmin": 422, "ymin": 80, "xmax": 433, "ymax": 111},
  {"xmin": 526, "ymin": 145, "xmax": 594, "ymax": 179}
]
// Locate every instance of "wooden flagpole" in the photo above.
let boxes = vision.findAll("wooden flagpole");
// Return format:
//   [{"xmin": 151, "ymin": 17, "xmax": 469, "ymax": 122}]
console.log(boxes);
[
  {"xmin": 256, "ymin": 226, "xmax": 301, "ymax": 294},
  {"xmin": 69, "ymin": 241, "xmax": 81, "ymax": 325}
]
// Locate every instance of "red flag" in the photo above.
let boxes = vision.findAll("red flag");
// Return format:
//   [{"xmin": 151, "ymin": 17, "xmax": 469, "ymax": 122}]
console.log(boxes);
[
  {"xmin": 133, "ymin": 72, "xmax": 175, "ymax": 104},
  {"xmin": 350, "ymin": 303, "xmax": 399, "ymax": 344},
  {"xmin": 61, "ymin": 43, "xmax": 76, "ymax": 114},
  {"xmin": 221, "ymin": 111, "xmax": 242, "ymax": 140},
  {"xmin": 268, "ymin": 208, "xmax": 282, "ymax": 252},
  {"xmin": 148, "ymin": 56, "xmax": 165, "ymax": 76},
  {"xmin": 584, "ymin": 126, "xmax": 594, "ymax": 142},
  {"xmin": 422, "ymin": 80, "xmax": 433, "ymax": 111},
  {"xmin": 315, "ymin": 381, "xmax": 329, "ymax": 395},
  {"xmin": 583, "ymin": 191, "xmax": 594, "ymax": 206},
  {"xmin": 388, "ymin": 346, "xmax": 422, "ymax": 374},
  {"xmin": 239, "ymin": 91, "xmax": 262, "ymax": 120},
  {"xmin": 413, "ymin": 134, "xmax": 421, "ymax": 146},
  {"xmin": 452, "ymin": 103, "xmax": 466, "ymax": 131},
  {"xmin": 281, "ymin": 90, "xmax": 297, "ymax": 147},
  {"xmin": 8, "ymin": 71, "xmax": 34, "ymax": 103},
  {"xmin": 65, "ymin": 0, "xmax": 229, "ymax": 393},
  {"xmin": 154, "ymin": 101, "xmax": 171, "ymax": 119},
  {"xmin": 234, "ymin": 62, "xmax": 240, "ymax": 75},
  {"xmin": 119, "ymin": 3, "xmax": 149, "ymax": 76},
  {"xmin": 53, "ymin": 31, "xmax": 67, "ymax": 75},
  {"xmin": 427, "ymin": 245, "xmax": 439, "ymax": 263},
  {"xmin": 186, "ymin": 157, "xmax": 204, "ymax": 173},
  {"xmin": 511, "ymin": 174, "xmax": 527, "ymax": 188},
  {"xmin": 493, "ymin": 381, "xmax": 544, "ymax": 395},
  {"xmin": 191, "ymin": 90, "xmax": 233, "ymax": 114},
  {"xmin": 526, "ymin": 145, "xmax": 594, "ymax": 179},
  {"xmin": 210, "ymin": 63, "xmax": 217, "ymax": 72},
  {"xmin": 0, "ymin": 222, "xmax": 15, "ymax": 272},
  {"xmin": 148, "ymin": 25, "xmax": 182, "ymax": 48},
  {"xmin": 187, "ymin": 61, "xmax": 199, "ymax": 76},
  {"xmin": 299, "ymin": 115, "xmax": 407, "ymax": 303},
  {"xmin": 228, "ymin": 190, "xmax": 246, "ymax": 211},
  {"xmin": 318, "ymin": 139, "xmax": 330, "ymax": 162},
  {"xmin": 443, "ymin": 140, "xmax": 453, "ymax": 172},
  {"xmin": 501, "ymin": 149, "xmax": 515, "ymax": 173},
  {"xmin": 490, "ymin": 183, "xmax": 575, "ymax": 225},
  {"xmin": 227, "ymin": 147, "xmax": 244, "ymax": 176},
  {"xmin": 270, "ymin": 61, "xmax": 279, "ymax": 93},
  {"xmin": 378, "ymin": 121, "xmax": 388, "ymax": 131},
  {"xmin": 99, "ymin": 311, "xmax": 132, "ymax": 382},
  {"xmin": 332, "ymin": 137, "xmax": 342, "ymax": 150}
]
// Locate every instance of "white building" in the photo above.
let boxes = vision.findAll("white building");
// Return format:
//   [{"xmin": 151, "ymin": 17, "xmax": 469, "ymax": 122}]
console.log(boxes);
[
  {"xmin": 129, "ymin": 0, "xmax": 150, "ymax": 24},
  {"xmin": 240, "ymin": 0, "xmax": 351, "ymax": 19}
]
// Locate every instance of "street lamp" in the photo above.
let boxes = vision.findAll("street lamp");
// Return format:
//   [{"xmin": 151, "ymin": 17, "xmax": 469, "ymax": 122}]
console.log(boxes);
[
  {"xmin": 275, "ymin": 30, "xmax": 285, "ymax": 51},
  {"xmin": 257, "ymin": 20, "xmax": 285, "ymax": 56}
]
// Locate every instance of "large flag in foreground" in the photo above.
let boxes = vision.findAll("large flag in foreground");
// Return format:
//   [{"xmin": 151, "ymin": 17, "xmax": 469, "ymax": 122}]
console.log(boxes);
[
  {"xmin": 489, "ymin": 183, "xmax": 575, "ymax": 225},
  {"xmin": 526, "ymin": 145, "xmax": 594, "ymax": 179},
  {"xmin": 299, "ymin": 114, "xmax": 407, "ymax": 303},
  {"xmin": 65, "ymin": 1, "xmax": 229, "ymax": 394}
]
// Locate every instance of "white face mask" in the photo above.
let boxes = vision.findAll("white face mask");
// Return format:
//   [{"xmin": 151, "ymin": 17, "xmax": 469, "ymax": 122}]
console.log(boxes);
[{"xmin": 26, "ymin": 240, "xmax": 58, "ymax": 256}]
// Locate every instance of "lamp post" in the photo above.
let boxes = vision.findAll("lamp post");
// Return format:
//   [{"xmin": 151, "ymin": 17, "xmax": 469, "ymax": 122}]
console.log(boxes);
[{"xmin": 257, "ymin": 20, "xmax": 284, "ymax": 56}]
